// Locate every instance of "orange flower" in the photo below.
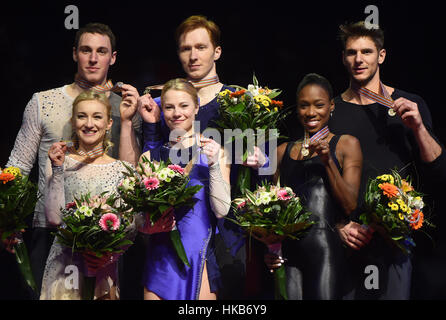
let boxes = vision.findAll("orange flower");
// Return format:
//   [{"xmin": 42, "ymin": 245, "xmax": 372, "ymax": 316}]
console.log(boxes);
[
  {"xmin": 0, "ymin": 172, "xmax": 15, "ymax": 184},
  {"xmin": 379, "ymin": 182, "xmax": 399, "ymax": 198},
  {"xmin": 410, "ymin": 209, "xmax": 424, "ymax": 230},
  {"xmin": 230, "ymin": 89, "xmax": 246, "ymax": 98},
  {"xmin": 271, "ymin": 100, "xmax": 284, "ymax": 109}
]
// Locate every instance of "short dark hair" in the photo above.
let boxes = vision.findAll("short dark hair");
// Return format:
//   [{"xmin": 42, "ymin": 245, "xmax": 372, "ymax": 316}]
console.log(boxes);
[
  {"xmin": 296, "ymin": 73, "xmax": 334, "ymax": 101},
  {"xmin": 74, "ymin": 23, "xmax": 116, "ymax": 52},
  {"xmin": 338, "ymin": 21, "xmax": 384, "ymax": 51}
]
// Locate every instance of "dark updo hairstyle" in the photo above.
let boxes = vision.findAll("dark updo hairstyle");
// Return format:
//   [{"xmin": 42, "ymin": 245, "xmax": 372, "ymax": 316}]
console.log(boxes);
[{"xmin": 296, "ymin": 73, "xmax": 334, "ymax": 101}]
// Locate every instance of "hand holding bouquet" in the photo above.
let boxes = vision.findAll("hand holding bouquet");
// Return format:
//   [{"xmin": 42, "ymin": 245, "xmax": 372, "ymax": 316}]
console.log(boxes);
[
  {"xmin": 54, "ymin": 192, "xmax": 134, "ymax": 299},
  {"xmin": 227, "ymin": 182, "xmax": 314, "ymax": 299},
  {"xmin": 0, "ymin": 166, "xmax": 39, "ymax": 293},
  {"xmin": 214, "ymin": 75, "xmax": 288, "ymax": 195},
  {"xmin": 360, "ymin": 170, "xmax": 431, "ymax": 254},
  {"xmin": 118, "ymin": 157, "xmax": 203, "ymax": 267}
]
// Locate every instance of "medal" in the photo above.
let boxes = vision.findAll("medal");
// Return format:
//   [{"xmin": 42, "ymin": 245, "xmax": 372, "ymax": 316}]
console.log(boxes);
[
  {"xmin": 388, "ymin": 108, "xmax": 396, "ymax": 117},
  {"xmin": 301, "ymin": 147, "xmax": 309, "ymax": 157},
  {"xmin": 356, "ymin": 82, "xmax": 395, "ymax": 117}
]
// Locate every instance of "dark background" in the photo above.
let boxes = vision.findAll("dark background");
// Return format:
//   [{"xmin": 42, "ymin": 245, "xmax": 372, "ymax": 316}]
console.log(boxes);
[
  {"xmin": 1, "ymin": 0, "xmax": 446, "ymax": 300},
  {"xmin": 1, "ymin": 0, "xmax": 445, "ymax": 168}
]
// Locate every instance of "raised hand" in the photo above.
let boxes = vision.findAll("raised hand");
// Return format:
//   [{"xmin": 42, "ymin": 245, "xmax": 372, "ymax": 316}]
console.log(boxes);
[
  {"xmin": 392, "ymin": 97, "xmax": 423, "ymax": 131},
  {"xmin": 310, "ymin": 139, "xmax": 331, "ymax": 164},
  {"xmin": 200, "ymin": 137, "xmax": 222, "ymax": 167},
  {"xmin": 137, "ymin": 93, "xmax": 161, "ymax": 123},
  {"xmin": 48, "ymin": 142, "xmax": 68, "ymax": 167},
  {"xmin": 243, "ymin": 146, "xmax": 267, "ymax": 169},
  {"xmin": 119, "ymin": 84, "xmax": 140, "ymax": 123}
]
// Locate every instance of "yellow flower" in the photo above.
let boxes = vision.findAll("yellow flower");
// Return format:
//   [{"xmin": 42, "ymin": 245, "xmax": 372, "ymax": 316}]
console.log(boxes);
[
  {"xmin": 274, "ymin": 107, "xmax": 278, "ymax": 112},
  {"xmin": 255, "ymin": 104, "xmax": 260, "ymax": 109},
  {"xmin": 261, "ymin": 100, "xmax": 270, "ymax": 107},
  {"xmin": 219, "ymin": 89, "xmax": 231, "ymax": 97},
  {"xmin": 378, "ymin": 174, "xmax": 395, "ymax": 184},
  {"xmin": 396, "ymin": 199, "xmax": 404, "ymax": 206},
  {"xmin": 398, "ymin": 213, "xmax": 405, "ymax": 220},
  {"xmin": 3, "ymin": 166, "xmax": 22, "ymax": 178},
  {"xmin": 388, "ymin": 202, "xmax": 399, "ymax": 211},
  {"xmin": 399, "ymin": 203, "xmax": 409, "ymax": 213},
  {"xmin": 266, "ymin": 108, "xmax": 271, "ymax": 112}
]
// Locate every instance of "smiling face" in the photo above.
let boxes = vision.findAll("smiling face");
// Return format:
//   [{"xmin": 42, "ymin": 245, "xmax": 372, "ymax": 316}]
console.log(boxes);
[
  {"xmin": 178, "ymin": 27, "xmax": 221, "ymax": 80},
  {"xmin": 297, "ymin": 84, "xmax": 334, "ymax": 134},
  {"xmin": 162, "ymin": 89, "xmax": 199, "ymax": 134},
  {"xmin": 73, "ymin": 32, "xmax": 117, "ymax": 85},
  {"xmin": 72, "ymin": 99, "xmax": 113, "ymax": 150},
  {"xmin": 343, "ymin": 36, "xmax": 386, "ymax": 85}
]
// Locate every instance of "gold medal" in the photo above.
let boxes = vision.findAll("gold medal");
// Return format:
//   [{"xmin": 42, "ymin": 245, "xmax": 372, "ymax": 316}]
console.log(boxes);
[
  {"xmin": 388, "ymin": 108, "xmax": 396, "ymax": 117},
  {"xmin": 301, "ymin": 148, "xmax": 309, "ymax": 157}
]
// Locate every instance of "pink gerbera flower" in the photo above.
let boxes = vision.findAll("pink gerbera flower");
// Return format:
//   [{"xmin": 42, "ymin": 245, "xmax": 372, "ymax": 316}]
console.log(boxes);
[
  {"xmin": 143, "ymin": 177, "xmax": 160, "ymax": 190},
  {"xmin": 99, "ymin": 213, "xmax": 120, "ymax": 231},
  {"xmin": 168, "ymin": 164, "xmax": 184, "ymax": 175},
  {"xmin": 277, "ymin": 189, "xmax": 292, "ymax": 201}
]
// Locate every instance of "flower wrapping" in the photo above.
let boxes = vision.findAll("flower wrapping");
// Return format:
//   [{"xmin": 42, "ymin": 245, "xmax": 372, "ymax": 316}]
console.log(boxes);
[
  {"xmin": 227, "ymin": 182, "xmax": 314, "ymax": 299},
  {"xmin": 360, "ymin": 170, "xmax": 433, "ymax": 255},
  {"xmin": 0, "ymin": 166, "xmax": 39, "ymax": 293},
  {"xmin": 118, "ymin": 157, "xmax": 203, "ymax": 267}
]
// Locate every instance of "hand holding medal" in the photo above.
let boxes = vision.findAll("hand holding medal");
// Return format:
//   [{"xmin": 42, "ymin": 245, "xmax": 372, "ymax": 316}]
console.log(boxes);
[
  {"xmin": 301, "ymin": 126, "xmax": 330, "ymax": 158},
  {"xmin": 310, "ymin": 139, "xmax": 331, "ymax": 164},
  {"xmin": 392, "ymin": 97, "xmax": 424, "ymax": 131}
]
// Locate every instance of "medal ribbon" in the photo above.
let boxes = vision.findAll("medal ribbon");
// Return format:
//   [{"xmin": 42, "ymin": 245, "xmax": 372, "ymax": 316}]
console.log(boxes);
[
  {"xmin": 75, "ymin": 74, "xmax": 122, "ymax": 93},
  {"xmin": 355, "ymin": 82, "xmax": 394, "ymax": 111},
  {"xmin": 76, "ymin": 144, "xmax": 105, "ymax": 160},
  {"xmin": 302, "ymin": 126, "xmax": 329, "ymax": 156},
  {"xmin": 303, "ymin": 126, "xmax": 329, "ymax": 146},
  {"xmin": 188, "ymin": 75, "xmax": 220, "ymax": 89},
  {"xmin": 64, "ymin": 141, "xmax": 105, "ymax": 160}
]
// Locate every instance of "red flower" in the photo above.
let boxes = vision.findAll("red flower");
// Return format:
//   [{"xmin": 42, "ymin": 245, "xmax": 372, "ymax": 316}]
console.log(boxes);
[
  {"xmin": 271, "ymin": 100, "xmax": 284, "ymax": 109},
  {"xmin": 65, "ymin": 202, "xmax": 76, "ymax": 210},
  {"xmin": 230, "ymin": 89, "xmax": 246, "ymax": 98}
]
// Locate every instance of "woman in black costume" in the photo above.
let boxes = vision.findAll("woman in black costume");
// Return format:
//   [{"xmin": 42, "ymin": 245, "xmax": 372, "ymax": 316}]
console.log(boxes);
[{"xmin": 265, "ymin": 73, "xmax": 364, "ymax": 299}]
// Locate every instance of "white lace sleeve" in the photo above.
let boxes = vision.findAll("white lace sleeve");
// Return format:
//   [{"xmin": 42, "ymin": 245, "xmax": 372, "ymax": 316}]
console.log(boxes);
[
  {"xmin": 44, "ymin": 164, "xmax": 65, "ymax": 226},
  {"xmin": 6, "ymin": 94, "xmax": 42, "ymax": 175},
  {"xmin": 209, "ymin": 162, "xmax": 231, "ymax": 218}
]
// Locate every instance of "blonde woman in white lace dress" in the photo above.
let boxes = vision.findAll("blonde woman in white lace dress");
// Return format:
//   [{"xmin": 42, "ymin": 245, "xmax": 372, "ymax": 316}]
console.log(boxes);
[{"xmin": 40, "ymin": 89, "xmax": 138, "ymax": 300}]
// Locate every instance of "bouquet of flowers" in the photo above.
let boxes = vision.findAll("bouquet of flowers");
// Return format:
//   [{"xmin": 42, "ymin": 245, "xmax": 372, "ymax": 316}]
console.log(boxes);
[
  {"xmin": 227, "ymin": 182, "xmax": 314, "ymax": 300},
  {"xmin": 360, "ymin": 170, "xmax": 431, "ymax": 255},
  {"xmin": 118, "ymin": 157, "xmax": 203, "ymax": 268},
  {"xmin": 54, "ymin": 192, "xmax": 134, "ymax": 299},
  {"xmin": 0, "ymin": 166, "xmax": 39, "ymax": 293},
  {"xmin": 214, "ymin": 75, "xmax": 288, "ymax": 195}
]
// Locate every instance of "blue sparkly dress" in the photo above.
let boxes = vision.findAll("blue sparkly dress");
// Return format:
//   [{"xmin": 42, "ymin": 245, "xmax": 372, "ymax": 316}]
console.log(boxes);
[{"xmin": 143, "ymin": 143, "xmax": 218, "ymax": 300}]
